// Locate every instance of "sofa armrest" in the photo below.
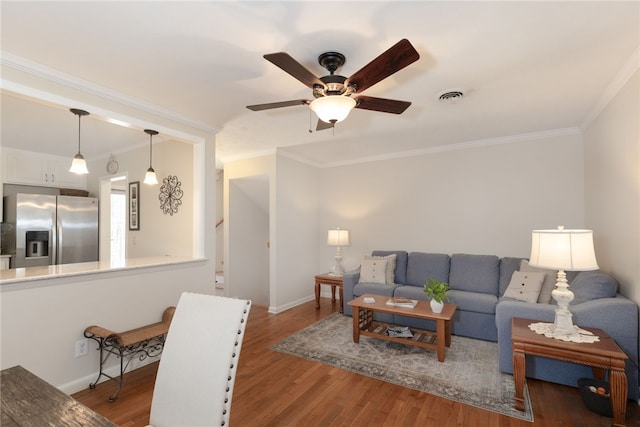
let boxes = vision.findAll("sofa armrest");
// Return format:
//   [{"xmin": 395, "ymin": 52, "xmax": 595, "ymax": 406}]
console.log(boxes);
[
  {"xmin": 342, "ymin": 268, "xmax": 360, "ymax": 316},
  {"xmin": 495, "ymin": 296, "xmax": 639, "ymax": 400}
]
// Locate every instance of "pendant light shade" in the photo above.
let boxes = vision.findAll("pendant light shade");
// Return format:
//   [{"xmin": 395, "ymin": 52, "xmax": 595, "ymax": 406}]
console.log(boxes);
[
  {"xmin": 143, "ymin": 129, "xmax": 159, "ymax": 185},
  {"xmin": 69, "ymin": 108, "xmax": 90, "ymax": 174}
]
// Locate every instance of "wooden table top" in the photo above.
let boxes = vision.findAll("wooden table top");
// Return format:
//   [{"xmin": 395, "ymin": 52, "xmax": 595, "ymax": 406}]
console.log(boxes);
[
  {"xmin": 511, "ymin": 317, "xmax": 628, "ymax": 360},
  {"xmin": 1, "ymin": 365, "xmax": 116, "ymax": 427},
  {"xmin": 348, "ymin": 293, "xmax": 457, "ymax": 320},
  {"xmin": 315, "ymin": 273, "xmax": 344, "ymax": 283}
]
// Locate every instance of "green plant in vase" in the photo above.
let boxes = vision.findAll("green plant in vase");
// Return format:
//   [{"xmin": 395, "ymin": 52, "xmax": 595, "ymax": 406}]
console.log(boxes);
[{"xmin": 424, "ymin": 278, "xmax": 449, "ymax": 313}]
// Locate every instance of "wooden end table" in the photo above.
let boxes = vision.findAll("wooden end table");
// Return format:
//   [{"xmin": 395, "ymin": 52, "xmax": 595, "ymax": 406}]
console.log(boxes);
[
  {"xmin": 348, "ymin": 294, "xmax": 457, "ymax": 362},
  {"xmin": 314, "ymin": 273, "xmax": 344, "ymax": 313},
  {"xmin": 511, "ymin": 317, "xmax": 628, "ymax": 427}
]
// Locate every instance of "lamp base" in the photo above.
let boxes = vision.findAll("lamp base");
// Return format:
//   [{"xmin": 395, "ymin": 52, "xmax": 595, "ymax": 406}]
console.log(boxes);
[
  {"xmin": 330, "ymin": 247, "xmax": 345, "ymax": 276},
  {"xmin": 528, "ymin": 322, "xmax": 600, "ymax": 343},
  {"xmin": 527, "ymin": 269, "xmax": 600, "ymax": 343}
]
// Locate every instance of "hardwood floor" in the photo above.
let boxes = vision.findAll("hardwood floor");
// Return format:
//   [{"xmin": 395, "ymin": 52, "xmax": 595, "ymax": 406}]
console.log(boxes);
[{"xmin": 73, "ymin": 299, "xmax": 640, "ymax": 426}]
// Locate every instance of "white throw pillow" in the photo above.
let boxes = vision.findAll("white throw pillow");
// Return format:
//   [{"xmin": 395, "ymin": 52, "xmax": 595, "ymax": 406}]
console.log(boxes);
[
  {"xmin": 365, "ymin": 254, "xmax": 397, "ymax": 284},
  {"xmin": 503, "ymin": 271, "xmax": 546, "ymax": 303},
  {"xmin": 359, "ymin": 258, "xmax": 388, "ymax": 285},
  {"xmin": 520, "ymin": 260, "xmax": 557, "ymax": 304}
]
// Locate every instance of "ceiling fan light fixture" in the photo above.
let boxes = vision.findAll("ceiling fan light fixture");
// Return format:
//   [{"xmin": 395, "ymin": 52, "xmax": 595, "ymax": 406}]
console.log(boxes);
[{"xmin": 310, "ymin": 95, "xmax": 356, "ymax": 124}]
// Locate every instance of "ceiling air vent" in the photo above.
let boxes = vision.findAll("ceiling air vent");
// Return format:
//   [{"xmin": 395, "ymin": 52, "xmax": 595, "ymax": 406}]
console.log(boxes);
[{"xmin": 438, "ymin": 90, "xmax": 464, "ymax": 103}]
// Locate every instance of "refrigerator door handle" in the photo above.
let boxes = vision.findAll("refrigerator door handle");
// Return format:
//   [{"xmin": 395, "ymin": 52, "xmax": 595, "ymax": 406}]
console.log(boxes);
[{"xmin": 54, "ymin": 208, "xmax": 60, "ymax": 265}]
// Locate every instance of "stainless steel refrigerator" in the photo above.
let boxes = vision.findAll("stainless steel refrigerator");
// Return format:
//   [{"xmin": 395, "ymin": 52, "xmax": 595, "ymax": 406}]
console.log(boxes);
[{"xmin": 2, "ymin": 193, "xmax": 99, "ymax": 268}]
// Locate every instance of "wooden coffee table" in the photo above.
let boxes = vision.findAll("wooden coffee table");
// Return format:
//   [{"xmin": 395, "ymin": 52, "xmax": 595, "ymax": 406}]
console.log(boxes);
[
  {"xmin": 347, "ymin": 294, "xmax": 457, "ymax": 362},
  {"xmin": 511, "ymin": 317, "xmax": 628, "ymax": 427}
]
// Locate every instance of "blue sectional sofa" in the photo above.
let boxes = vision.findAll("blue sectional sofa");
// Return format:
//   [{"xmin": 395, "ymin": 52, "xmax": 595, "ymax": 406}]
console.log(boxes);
[{"xmin": 342, "ymin": 250, "xmax": 639, "ymax": 401}]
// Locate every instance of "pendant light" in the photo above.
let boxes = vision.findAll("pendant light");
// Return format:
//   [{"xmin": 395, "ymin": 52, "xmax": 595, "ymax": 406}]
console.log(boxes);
[
  {"xmin": 69, "ymin": 108, "xmax": 90, "ymax": 174},
  {"xmin": 143, "ymin": 129, "xmax": 159, "ymax": 185}
]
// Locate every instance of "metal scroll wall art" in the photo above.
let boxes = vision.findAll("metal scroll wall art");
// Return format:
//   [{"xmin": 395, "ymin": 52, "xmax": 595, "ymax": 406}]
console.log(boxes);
[{"xmin": 159, "ymin": 175, "xmax": 183, "ymax": 215}]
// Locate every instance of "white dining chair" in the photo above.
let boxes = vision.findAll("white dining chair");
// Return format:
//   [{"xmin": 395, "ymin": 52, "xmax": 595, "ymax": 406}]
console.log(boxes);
[{"xmin": 147, "ymin": 292, "xmax": 251, "ymax": 427}]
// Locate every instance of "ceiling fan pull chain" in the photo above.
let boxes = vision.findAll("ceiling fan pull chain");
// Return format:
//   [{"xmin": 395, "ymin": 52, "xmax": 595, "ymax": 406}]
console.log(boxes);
[{"xmin": 309, "ymin": 109, "xmax": 313, "ymax": 133}]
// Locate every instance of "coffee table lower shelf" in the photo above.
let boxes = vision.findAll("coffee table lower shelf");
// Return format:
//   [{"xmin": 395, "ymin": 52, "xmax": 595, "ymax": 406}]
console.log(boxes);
[{"xmin": 358, "ymin": 320, "xmax": 439, "ymax": 348}]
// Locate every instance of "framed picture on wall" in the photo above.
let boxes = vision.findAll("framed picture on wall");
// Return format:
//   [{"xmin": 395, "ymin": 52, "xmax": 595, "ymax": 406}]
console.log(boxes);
[{"xmin": 129, "ymin": 181, "xmax": 140, "ymax": 230}]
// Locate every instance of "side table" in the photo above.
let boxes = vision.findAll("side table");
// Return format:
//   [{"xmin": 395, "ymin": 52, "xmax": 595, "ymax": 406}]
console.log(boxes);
[
  {"xmin": 314, "ymin": 273, "xmax": 344, "ymax": 313},
  {"xmin": 511, "ymin": 317, "xmax": 628, "ymax": 427}
]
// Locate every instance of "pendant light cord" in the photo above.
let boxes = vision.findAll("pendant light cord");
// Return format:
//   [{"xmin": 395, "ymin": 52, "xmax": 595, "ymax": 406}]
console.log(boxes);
[{"xmin": 77, "ymin": 114, "xmax": 82, "ymax": 155}]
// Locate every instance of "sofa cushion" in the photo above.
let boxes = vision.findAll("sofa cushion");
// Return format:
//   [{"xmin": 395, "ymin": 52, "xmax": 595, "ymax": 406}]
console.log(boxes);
[
  {"xmin": 449, "ymin": 254, "xmax": 500, "ymax": 295},
  {"xmin": 365, "ymin": 253, "xmax": 397, "ymax": 284},
  {"xmin": 502, "ymin": 271, "xmax": 546, "ymax": 303},
  {"xmin": 499, "ymin": 257, "xmax": 522, "ymax": 295},
  {"xmin": 359, "ymin": 258, "xmax": 388, "ymax": 284},
  {"xmin": 447, "ymin": 290, "xmax": 498, "ymax": 314},
  {"xmin": 353, "ymin": 282, "xmax": 398, "ymax": 298},
  {"xmin": 520, "ymin": 260, "xmax": 557, "ymax": 304},
  {"xmin": 372, "ymin": 251, "xmax": 408, "ymax": 284},
  {"xmin": 570, "ymin": 271, "xmax": 618, "ymax": 305},
  {"xmin": 406, "ymin": 252, "xmax": 450, "ymax": 287}
]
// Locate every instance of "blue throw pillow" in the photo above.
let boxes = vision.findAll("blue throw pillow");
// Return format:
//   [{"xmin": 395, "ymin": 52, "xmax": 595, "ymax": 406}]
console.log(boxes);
[{"xmin": 570, "ymin": 271, "xmax": 617, "ymax": 305}]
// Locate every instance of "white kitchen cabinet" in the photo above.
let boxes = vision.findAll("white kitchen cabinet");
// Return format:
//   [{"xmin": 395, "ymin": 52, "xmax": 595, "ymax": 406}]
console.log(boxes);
[{"xmin": 2, "ymin": 148, "xmax": 87, "ymax": 190}]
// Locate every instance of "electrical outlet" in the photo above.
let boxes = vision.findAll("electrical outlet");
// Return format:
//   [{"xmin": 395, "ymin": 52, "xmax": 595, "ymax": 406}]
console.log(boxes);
[{"xmin": 75, "ymin": 339, "xmax": 88, "ymax": 357}]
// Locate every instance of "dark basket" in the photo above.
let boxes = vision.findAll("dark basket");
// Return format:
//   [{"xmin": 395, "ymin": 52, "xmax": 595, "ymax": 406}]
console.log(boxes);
[{"xmin": 578, "ymin": 378, "xmax": 612, "ymax": 418}]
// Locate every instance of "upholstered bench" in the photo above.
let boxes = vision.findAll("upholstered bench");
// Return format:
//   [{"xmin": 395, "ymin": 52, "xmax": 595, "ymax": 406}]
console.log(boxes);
[{"xmin": 84, "ymin": 306, "xmax": 175, "ymax": 402}]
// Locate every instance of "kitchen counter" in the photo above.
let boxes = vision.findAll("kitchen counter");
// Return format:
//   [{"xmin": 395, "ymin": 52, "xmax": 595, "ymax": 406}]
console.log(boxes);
[{"xmin": 0, "ymin": 256, "xmax": 206, "ymax": 287}]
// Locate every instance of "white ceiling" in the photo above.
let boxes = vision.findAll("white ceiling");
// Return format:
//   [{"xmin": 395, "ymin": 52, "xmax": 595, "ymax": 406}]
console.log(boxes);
[{"xmin": 1, "ymin": 1, "xmax": 638, "ymax": 168}]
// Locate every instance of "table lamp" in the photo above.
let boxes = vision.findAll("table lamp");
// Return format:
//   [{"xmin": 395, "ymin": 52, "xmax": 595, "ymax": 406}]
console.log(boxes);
[
  {"xmin": 528, "ymin": 225, "xmax": 599, "ymax": 341},
  {"xmin": 327, "ymin": 228, "xmax": 350, "ymax": 276}
]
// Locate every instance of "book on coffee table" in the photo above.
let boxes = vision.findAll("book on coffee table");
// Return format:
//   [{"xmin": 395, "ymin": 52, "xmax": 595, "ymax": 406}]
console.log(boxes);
[
  {"xmin": 387, "ymin": 326, "xmax": 414, "ymax": 338},
  {"xmin": 386, "ymin": 297, "xmax": 418, "ymax": 308}
]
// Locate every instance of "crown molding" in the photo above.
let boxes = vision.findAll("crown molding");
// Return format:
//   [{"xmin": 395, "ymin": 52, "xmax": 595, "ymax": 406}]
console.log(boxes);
[
  {"xmin": 0, "ymin": 51, "xmax": 220, "ymax": 135},
  {"xmin": 317, "ymin": 127, "xmax": 582, "ymax": 169},
  {"xmin": 581, "ymin": 47, "xmax": 639, "ymax": 130}
]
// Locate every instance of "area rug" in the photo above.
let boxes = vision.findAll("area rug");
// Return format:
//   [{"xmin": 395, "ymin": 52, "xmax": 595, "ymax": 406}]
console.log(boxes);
[{"xmin": 270, "ymin": 313, "xmax": 533, "ymax": 422}]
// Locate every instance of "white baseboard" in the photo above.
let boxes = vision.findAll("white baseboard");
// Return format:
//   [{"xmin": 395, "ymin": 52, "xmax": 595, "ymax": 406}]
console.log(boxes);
[{"xmin": 59, "ymin": 356, "xmax": 160, "ymax": 395}]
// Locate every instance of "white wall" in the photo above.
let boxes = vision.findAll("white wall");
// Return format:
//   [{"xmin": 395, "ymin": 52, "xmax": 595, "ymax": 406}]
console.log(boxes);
[
  {"xmin": 320, "ymin": 132, "xmax": 586, "ymax": 271},
  {"xmin": 584, "ymin": 69, "xmax": 639, "ymax": 304},
  {"xmin": 224, "ymin": 154, "xmax": 320, "ymax": 312},
  {"xmin": 224, "ymin": 155, "xmax": 275, "ymax": 307},
  {"xmin": 228, "ymin": 176, "xmax": 269, "ymax": 305},
  {"xmin": 0, "ymin": 262, "xmax": 212, "ymax": 393},
  {"xmin": 89, "ymin": 140, "xmax": 194, "ymax": 258},
  {"xmin": 274, "ymin": 154, "xmax": 320, "ymax": 311}
]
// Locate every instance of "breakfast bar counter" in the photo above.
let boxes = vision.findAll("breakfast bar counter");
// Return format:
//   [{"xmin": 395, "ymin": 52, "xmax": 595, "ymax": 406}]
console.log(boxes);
[{"xmin": 0, "ymin": 256, "xmax": 206, "ymax": 288}]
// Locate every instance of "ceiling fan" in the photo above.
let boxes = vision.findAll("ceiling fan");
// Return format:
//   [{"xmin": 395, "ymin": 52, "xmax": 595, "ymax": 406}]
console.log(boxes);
[{"xmin": 247, "ymin": 39, "xmax": 420, "ymax": 131}]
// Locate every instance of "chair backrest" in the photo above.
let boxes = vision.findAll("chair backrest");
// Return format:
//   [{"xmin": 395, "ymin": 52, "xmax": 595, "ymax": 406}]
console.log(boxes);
[{"xmin": 148, "ymin": 292, "xmax": 251, "ymax": 427}]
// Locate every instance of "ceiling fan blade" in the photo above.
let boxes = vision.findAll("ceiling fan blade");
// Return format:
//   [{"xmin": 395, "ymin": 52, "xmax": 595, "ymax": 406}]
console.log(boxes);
[
  {"xmin": 246, "ymin": 100, "xmax": 309, "ymax": 111},
  {"xmin": 315, "ymin": 119, "xmax": 334, "ymax": 131},
  {"xmin": 347, "ymin": 39, "xmax": 419, "ymax": 93},
  {"xmin": 354, "ymin": 96, "xmax": 412, "ymax": 114},
  {"xmin": 264, "ymin": 52, "xmax": 324, "ymax": 89}
]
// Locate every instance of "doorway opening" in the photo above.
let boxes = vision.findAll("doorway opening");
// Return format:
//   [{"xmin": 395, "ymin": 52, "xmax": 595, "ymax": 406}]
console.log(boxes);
[{"xmin": 110, "ymin": 187, "xmax": 126, "ymax": 264}]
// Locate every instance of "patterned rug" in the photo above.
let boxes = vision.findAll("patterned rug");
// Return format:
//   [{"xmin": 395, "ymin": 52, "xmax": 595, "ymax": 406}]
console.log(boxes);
[{"xmin": 270, "ymin": 313, "xmax": 533, "ymax": 422}]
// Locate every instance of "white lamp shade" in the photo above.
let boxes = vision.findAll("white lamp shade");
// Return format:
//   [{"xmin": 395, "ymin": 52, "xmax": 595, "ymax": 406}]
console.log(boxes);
[
  {"xmin": 327, "ymin": 229, "xmax": 350, "ymax": 246},
  {"xmin": 529, "ymin": 227, "xmax": 598, "ymax": 271},
  {"xmin": 144, "ymin": 168, "xmax": 158, "ymax": 185},
  {"xmin": 310, "ymin": 96, "xmax": 356, "ymax": 123},
  {"xmin": 69, "ymin": 154, "xmax": 89, "ymax": 174}
]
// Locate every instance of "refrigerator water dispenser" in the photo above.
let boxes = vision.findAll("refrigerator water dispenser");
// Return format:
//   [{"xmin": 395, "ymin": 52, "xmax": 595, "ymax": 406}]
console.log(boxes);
[{"xmin": 25, "ymin": 231, "xmax": 49, "ymax": 258}]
